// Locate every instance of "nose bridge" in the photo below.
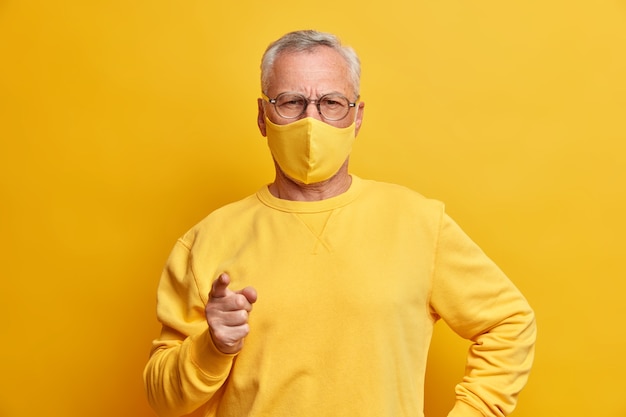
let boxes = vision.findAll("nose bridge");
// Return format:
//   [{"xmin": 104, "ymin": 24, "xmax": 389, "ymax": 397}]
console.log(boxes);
[{"xmin": 303, "ymin": 98, "xmax": 322, "ymax": 119}]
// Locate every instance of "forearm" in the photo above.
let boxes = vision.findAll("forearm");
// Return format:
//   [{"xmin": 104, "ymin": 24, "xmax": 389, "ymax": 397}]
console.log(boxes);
[
  {"xmin": 143, "ymin": 329, "xmax": 236, "ymax": 417},
  {"xmin": 450, "ymin": 306, "xmax": 536, "ymax": 417}
]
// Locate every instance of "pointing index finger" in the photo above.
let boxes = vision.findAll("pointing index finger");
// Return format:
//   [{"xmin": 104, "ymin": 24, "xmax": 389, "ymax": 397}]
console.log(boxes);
[{"xmin": 209, "ymin": 273, "xmax": 231, "ymax": 299}]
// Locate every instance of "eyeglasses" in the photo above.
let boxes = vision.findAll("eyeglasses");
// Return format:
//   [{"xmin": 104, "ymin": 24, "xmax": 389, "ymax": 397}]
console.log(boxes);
[{"xmin": 262, "ymin": 92, "xmax": 358, "ymax": 121}]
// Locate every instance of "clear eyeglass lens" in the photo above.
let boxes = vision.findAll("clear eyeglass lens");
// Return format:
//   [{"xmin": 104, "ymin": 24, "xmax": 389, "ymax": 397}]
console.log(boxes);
[
  {"xmin": 319, "ymin": 95, "xmax": 349, "ymax": 119},
  {"xmin": 275, "ymin": 94, "xmax": 307, "ymax": 118},
  {"xmin": 274, "ymin": 93, "xmax": 351, "ymax": 120}
]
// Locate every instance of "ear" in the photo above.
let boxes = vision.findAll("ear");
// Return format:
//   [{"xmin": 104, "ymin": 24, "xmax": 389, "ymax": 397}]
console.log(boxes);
[
  {"xmin": 354, "ymin": 101, "xmax": 365, "ymax": 137},
  {"xmin": 257, "ymin": 98, "xmax": 267, "ymax": 137}
]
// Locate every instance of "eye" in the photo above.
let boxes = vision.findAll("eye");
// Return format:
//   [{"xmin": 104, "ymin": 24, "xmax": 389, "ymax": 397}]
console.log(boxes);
[
  {"xmin": 321, "ymin": 95, "xmax": 348, "ymax": 108},
  {"xmin": 277, "ymin": 95, "xmax": 306, "ymax": 108}
]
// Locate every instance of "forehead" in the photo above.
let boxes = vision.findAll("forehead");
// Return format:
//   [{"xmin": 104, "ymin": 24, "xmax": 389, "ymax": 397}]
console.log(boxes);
[{"xmin": 267, "ymin": 47, "xmax": 352, "ymax": 96}]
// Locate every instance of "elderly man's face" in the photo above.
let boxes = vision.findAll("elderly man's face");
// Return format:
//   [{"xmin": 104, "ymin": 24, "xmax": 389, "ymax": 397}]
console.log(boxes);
[{"xmin": 258, "ymin": 46, "xmax": 364, "ymax": 134}]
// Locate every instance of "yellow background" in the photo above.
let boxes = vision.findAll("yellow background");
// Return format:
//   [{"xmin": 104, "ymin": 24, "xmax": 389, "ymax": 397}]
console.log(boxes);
[{"xmin": 1, "ymin": 1, "xmax": 625, "ymax": 416}]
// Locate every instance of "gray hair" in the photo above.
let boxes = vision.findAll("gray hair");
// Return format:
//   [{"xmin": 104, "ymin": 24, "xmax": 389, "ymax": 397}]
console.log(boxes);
[{"xmin": 260, "ymin": 30, "xmax": 361, "ymax": 99}]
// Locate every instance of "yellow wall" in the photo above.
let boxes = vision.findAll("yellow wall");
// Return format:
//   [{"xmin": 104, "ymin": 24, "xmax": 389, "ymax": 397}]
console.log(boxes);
[{"xmin": 1, "ymin": 1, "xmax": 625, "ymax": 416}]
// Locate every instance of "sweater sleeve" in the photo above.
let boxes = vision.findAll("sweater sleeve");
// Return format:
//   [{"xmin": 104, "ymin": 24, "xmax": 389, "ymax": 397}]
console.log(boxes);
[
  {"xmin": 429, "ymin": 212, "xmax": 536, "ymax": 417},
  {"xmin": 143, "ymin": 235, "xmax": 236, "ymax": 417}
]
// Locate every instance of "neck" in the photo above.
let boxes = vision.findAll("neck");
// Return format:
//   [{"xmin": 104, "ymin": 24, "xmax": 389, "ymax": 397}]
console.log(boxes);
[{"xmin": 269, "ymin": 161, "xmax": 352, "ymax": 201}]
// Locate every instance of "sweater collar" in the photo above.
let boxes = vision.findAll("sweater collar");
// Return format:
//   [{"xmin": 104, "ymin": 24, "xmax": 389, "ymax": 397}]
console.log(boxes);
[{"xmin": 256, "ymin": 175, "xmax": 363, "ymax": 213}]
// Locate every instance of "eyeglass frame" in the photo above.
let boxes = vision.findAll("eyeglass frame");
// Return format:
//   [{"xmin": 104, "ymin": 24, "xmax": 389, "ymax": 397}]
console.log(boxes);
[{"xmin": 261, "ymin": 92, "xmax": 359, "ymax": 121}]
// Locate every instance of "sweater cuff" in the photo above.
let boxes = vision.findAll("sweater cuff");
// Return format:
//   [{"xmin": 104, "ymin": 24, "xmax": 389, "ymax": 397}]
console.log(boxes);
[
  {"xmin": 447, "ymin": 401, "xmax": 486, "ymax": 417},
  {"xmin": 189, "ymin": 329, "xmax": 237, "ymax": 378}
]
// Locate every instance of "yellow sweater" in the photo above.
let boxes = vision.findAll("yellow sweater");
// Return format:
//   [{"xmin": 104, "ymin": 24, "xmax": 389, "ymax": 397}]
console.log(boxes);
[{"xmin": 144, "ymin": 176, "xmax": 536, "ymax": 417}]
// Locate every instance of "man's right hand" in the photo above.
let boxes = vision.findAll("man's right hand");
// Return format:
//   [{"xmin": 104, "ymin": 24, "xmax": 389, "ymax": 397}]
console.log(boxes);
[{"xmin": 205, "ymin": 273, "xmax": 258, "ymax": 354}]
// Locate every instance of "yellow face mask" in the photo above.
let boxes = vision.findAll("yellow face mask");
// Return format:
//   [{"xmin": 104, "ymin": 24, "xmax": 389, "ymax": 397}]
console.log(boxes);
[{"xmin": 265, "ymin": 117, "xmax": 356, "ymax": 184}]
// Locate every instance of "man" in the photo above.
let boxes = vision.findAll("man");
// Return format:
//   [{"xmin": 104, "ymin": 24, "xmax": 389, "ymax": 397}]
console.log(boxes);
[{"xmin": 144, "ymin": 30, "xmax": 536, "ymax": 417}]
